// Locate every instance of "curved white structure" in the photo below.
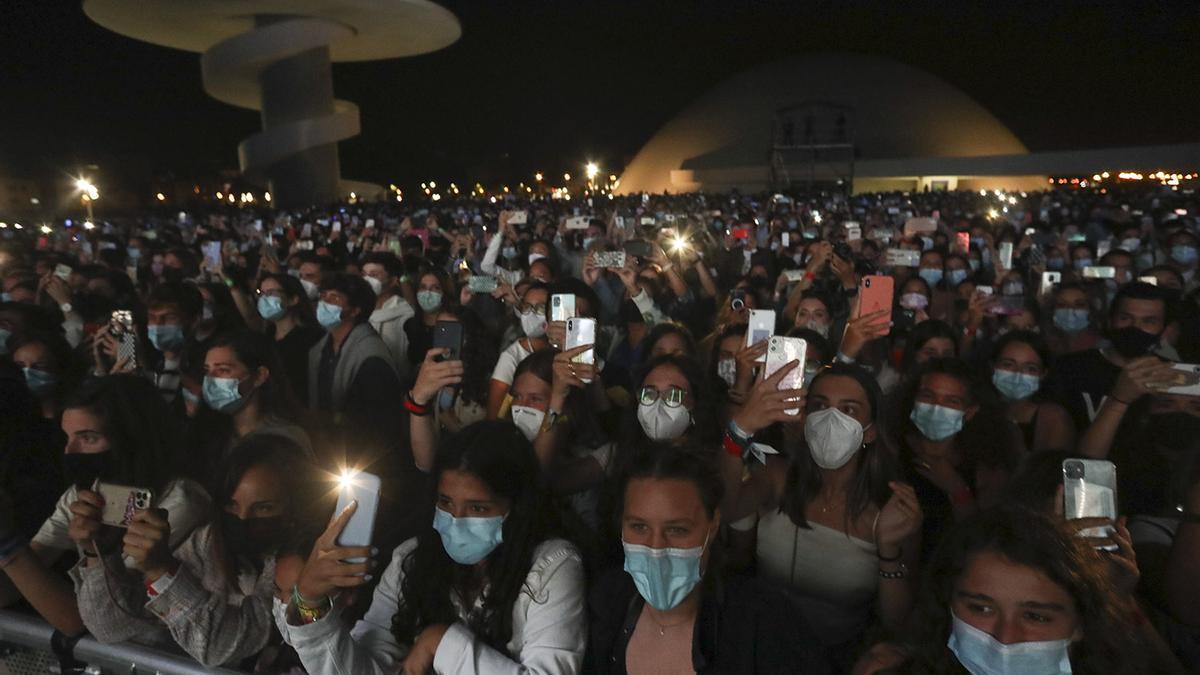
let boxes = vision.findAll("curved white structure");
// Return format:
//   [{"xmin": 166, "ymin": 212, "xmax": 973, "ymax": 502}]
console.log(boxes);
[{"xmin": 83, "ymin": 0, "xmax": 461, "ymax": 208}]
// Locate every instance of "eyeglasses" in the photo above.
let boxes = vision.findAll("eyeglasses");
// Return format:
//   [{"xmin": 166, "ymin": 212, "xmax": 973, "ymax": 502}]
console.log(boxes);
[
  {"xmin": 521, "ymin": 303, "xmax": 546, "ymax": 315},
  {"xmin": 638, "ymin": 386, "xmax": 688, "ymax": 408}
]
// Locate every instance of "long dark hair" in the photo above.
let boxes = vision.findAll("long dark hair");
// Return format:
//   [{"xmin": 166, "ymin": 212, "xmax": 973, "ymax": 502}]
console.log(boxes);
[
  {"xmin": 391, "ymin": 421, "xmax": 555, "ymax": 651},
  {"xmin": 620, "ymin": 354, "xmax": 719, "ymax": 453},
  {"xmin": 208, "ymin": 434, "xmax": 324, "ymax": 581},
  {"xmin": 258, "ymin": 273, "xmax": 316, "ymax": 327},
  {"xmin": 512, "ymin": 348, "xmax": 608, "ymax": 450},
  {"xmin": 437, "ymin": 306, "xmax": 498, "ymax": 408},
  {"xmin": 780, "ymin": 362, "xmax": 896, "ymax": 529},
  {"xmin": 63, "ymin": 374, "xmax": 183, "ymax": 494},
  {"xmin": 901, "ymin": 507, "xmax": 1150, "ymax": 674}
]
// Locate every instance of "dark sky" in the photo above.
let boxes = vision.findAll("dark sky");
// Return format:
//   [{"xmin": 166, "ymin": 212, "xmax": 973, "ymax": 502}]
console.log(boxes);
[{"xmin": 3, "ymin": 1, "xmax": 1199, "ymax": 190}]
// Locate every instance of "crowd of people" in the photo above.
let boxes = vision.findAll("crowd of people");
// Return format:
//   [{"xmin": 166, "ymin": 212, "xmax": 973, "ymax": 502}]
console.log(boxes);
[{"xmin": 0, "ymin": 182, "xmax": 1198, "ymax": 674}]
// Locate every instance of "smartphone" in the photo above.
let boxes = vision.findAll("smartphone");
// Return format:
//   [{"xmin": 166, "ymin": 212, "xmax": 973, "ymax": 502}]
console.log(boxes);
[
  {"xmin": 334, "ymin": 470, "xmax": 381, "ymax": 563},
  {"xmin": 92, "ymin": 480, "xmax": 153, "ymax": 527},
  {"xmin": 201, "ymin": 241, "xmax": 222, "ymax": 271},
  {"xmin": 332, "ymin": 221, "xmax": 342, "ymax": 233},
  {"xmin": 1063, "ymin": 459, "xmax": 1117, "ymax": 551},
  {"xmin": 781, "ymin": 232, "xmax": 790, "ymax": 248},
  {"xmin": 508, "ymin": 211, "xmax": 528, "ymax": 225},
  {"xmin": 1138, "ymin": 275, "xmax": 1158, "ymax": 286},
  {"xmin": 640, "ymin": 216, "xmax": 655, "ymax": 226},
  {"xmin": 1147, "ymin": 363, "xmax": 1200, "ymax": 396},
  {"xmin": 763, "ymin": 336, "xmax": 807, "ymax": 415},
  {"xmin": 893, "ymin": 308, "xmax": 917, "ymax": 332},
  {"xmin": 301, "ymin": 223, "xmax": 313, "ymax": 238},
  {"xmin": 1082, "ymin": 266, "xmax": 1115, "ymax": 279},
  {"xmin": 856, "ymin": 275, "xmax": 894, "ymax": 335},
  {"xmin": 297, "ymin": 240, "xmax": 315, "ymax": 251},
  {"xmin": 432, "ymin": 320, "xmax": 464, "ymax": 361},
  {"xmin": 54, "ymin": 264, "xmax": 73, "ymax": 280},
  {"xmin": 998, "ymin": 242, "xmax": 1014, "ymax": 270},
  {"xmin": 467, "ymin": 276, "xmax": 498, "ymax": 294},
  {"xmin": 846, "ymin": 226, "xmax": 862, "ymax": 241},
  {"xmin": 783, "ymin": 269, "xmax": 806, "ymax": 283},
  {"xmin": 550, "ymin": 294, "xmax": 576, "ymax": 322},
  {"xmin": 109, "ymin": 310, "xmax": 138, "ymax": 372},
  {"xmin": 956, "ymin": 232, "xmax": 970, "ymax": 252},
  {"xmin": 595, "ymin": 251, "xmax": 626, "ymax": 269},
  {"xmin": 1096, "ymin": 239, "xmax": 1112, "ymax": 259},
  {"xmin": 884, "ymin": 248, "xmax": 921, "ymax": 268},
  {"xmin": 565, "ymin": 216, "xmax": 590, "ymax": 230},
  {"xmin": 565, "ymin": 317, "xmax": 596, "ymax": 379},
  {"xmin": 747, "ymin": 309, "xmax": 776, "ymax": 362},
  {"xmin": 1040, "ymin": 271, "xmax": 1062, "ymax": 296},
  {"xmin": 975, "ymin": 285, "xmax": 994, "ymax": 297},
  {"xmin": 731, "ymin": 227, "xmax": 752, "ymax": 240},
  {"xmin": 623, "ymin": 240, "xmax": 653, "ymax": 258}
]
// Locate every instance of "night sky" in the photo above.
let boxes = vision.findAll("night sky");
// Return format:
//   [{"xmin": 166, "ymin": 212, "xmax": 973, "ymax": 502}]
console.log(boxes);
[{"xmin": 2, "ymin": 1, "xmax": 1199, "ymax": 190}]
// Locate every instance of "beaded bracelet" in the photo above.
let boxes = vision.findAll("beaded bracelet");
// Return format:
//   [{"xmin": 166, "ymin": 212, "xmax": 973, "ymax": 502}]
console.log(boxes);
[{"xmin": 879, "ymin": 562, "xmax": 908, "ymax": 580}]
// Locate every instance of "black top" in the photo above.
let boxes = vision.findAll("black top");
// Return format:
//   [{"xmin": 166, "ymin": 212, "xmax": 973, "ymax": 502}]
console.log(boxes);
[
  {"xmin": 273, "ymin": 323, "xmax": 324, "ymax": 405},
  {"xmin": 1044, "ymin": 348, "xmax": 1120, "ymax": 431},
  {"xmin": 404, "ymin": 316, "xmax": 433, "ymax": 368},
  {"xmin": 585, "ymin": 568, "xmax": 832, "ymax": 675}
]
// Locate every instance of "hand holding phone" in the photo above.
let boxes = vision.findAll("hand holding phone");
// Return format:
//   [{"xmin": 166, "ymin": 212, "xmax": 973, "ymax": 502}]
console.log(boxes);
[
  {"xmin": 93, "ymin": 480, "xmax": 154, "ymax": 528},
  {"xmin": 333, "ymin": 470, "xmax": 381, "ymax": 563},
  {"xmin": 432, "ymin": 321, "xmax": 464, "ymax": 361},
  {"xmin": 763, "ymin": 336, "xmax": 807, "ymax": 415},
  {"xmin": 855, "ymin": 276, "xmax": 893, "ymax": 335},
  {"xmin": 1063, "ymin": 459, "xmax": 1117, "ymax": 551},
  {"xmin": 747, "ymin": 310, "xmax": 776, "ymax": 362}
]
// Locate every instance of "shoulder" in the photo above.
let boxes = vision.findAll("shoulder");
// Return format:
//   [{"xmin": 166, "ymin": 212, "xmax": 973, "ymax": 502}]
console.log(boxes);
[
  {"xmin": 525, "ymin": 539, "xmax": 584, "ymax": 594},
  {"xmin": 160, "ymin": 479, "xmax": 212, "ymax": 511}
]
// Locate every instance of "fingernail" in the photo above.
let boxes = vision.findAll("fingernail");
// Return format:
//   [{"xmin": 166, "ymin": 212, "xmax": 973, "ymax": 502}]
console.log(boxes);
[
  {"xmin": 370, "ymin": 547, "xmax": 379, "ymax": 556},
  {"xmin": 363, "ymin": 574, "xmax": 373, "ymax": 582}
]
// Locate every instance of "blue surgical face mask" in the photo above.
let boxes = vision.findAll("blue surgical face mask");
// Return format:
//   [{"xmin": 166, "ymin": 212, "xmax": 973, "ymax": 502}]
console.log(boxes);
[
  {"xmin": 910, "ymin": 402, "xmax": 964, "ymax": 441},
  {"xmin": 918, "ymin": 268, "xmax": 944, "ymax": 286},
  {"xmin": 126, "ymin": 247, "xmax": 142, "ymax": 261},
  {"xmin": 202, "ymin": 375, "xmax": 251, "ymax": 413},
  {"xmin": 947, "ymin": 611, "xmax": 1073, "ymax": 675},
  {"xmin": 946, "ymin": 268, "xmax": 969, "ymax": 286},
  {"xmin": 432, "ymin": 508, "xmax": 505, "ymax": 565},
  {"xmin": 147, "ymin": 323, "xmax": 185, "ymax": 353},
  {"xmin": 0, "ymin": 292, "xmax": 11, "ymax": 303},
  {"xmin": 257, "ymin": 295, "xmax": 285, "ymax": 321},
  {"xmin": 622, "ymin": 533, "xmax": 709, "ymax": 611},
  {"xmin": 23, "ymin": 367, "xmax": 57, "ymax": 396},
  {"xmin": 1171, "ymin": 244, "xmax": 1198, "ymax": 266},
  {"xmin": 1119, "ymin": 237, "xmax": 1141, "ymax": 253},
  {"xmin": 1073, "ymin": 257, "xmax": 1093, "ymax": 270},
  {"xmin": 992, "ymin": 369, "xmax": 1040, "ymax": 401},
  {"xmin": 417, "ymin": 289, "xmax": 442, "ymax": 313},
  {"xmin": 502, "ymin": 245, "xmax": 519, "ymax": 260},
  {"xmin": 1046, "ymin": 257, "xmax": 1065, "ymax": 271},
  {"xmin": 316, "ymin": 301, "xmax": 343, "ymax": 330},
  {"xmin": 581, "ymin": 237, "xmax": 596, "ymax": 250},
  {"xmin": 968, "ymin": 259, "xmax": 981, "ymax": 272},
  {"xmin": 1053, "ymin": 307, "xmax": 1089, "ymax": 333}
]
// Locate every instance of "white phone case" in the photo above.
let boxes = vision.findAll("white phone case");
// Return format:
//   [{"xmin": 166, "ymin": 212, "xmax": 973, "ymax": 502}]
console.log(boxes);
[
  {"xmin": 335, "ymin": 471, "xmax": 380, "ymax": 563},
  {"xmin": 93, "ymin": 481, "xmax": 153, "ymax": 528},
  {"xmin": 763, "ymin": 336, "xmax": 807, "ymax": 415},
  {"xmin": 566, "ymin": 317, "xmax": 597, "ymax": 369},
  {"xmin": 1063, "ymin": 459, "xmax": 1117, "ymax": 551},
  {"xmin": 551, "ymin": 294, "xmax": 577, "ymax": 322}
]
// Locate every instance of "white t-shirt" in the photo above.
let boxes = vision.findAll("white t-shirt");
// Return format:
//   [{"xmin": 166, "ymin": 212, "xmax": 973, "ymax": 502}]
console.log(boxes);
[
  {"xmin": 491, "ymin": 338, "xmax": 537, "ymax": 386},
  {"xmin": 34, "ymin": 479, "xmax": 211, "ymax": 564}
]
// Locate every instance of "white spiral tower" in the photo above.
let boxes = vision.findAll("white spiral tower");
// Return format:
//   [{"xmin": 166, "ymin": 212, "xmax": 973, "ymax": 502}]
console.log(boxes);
[{"xmin": 83, "ymin": 0, "xmax": 461, "ymax": 208}]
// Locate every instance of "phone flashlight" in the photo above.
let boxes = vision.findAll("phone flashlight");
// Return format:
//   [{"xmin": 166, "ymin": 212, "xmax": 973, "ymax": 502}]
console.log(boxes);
[
  {"xmin": 669, "ymin": 237, "xmax": 690, "ymax": 254},
  {"xmin": 338, "ymin": 469, "xmax": 358, "ymax": 489}
]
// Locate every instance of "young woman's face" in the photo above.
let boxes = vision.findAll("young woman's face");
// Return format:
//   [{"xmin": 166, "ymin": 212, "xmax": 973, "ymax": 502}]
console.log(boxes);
[
  {"xmin": 13, "ymin": 341, "xmax": 58, "ymax": 375},
  {"xmin": 224, "ymin": 464, "xmax": 287, "ymax": 520},
  {"xmin": 641, "ymin": 363, "xmax": 694, "ymax": 411},
  {"xmin": 437, "ymin": 469, "xmax": 511, "ymax": 519},
  {"xmin": 622, "ymin": 477, "xmax": 717, "ymax": 566},
  {"xmin": 805, "ymin": 374, "xmax": 877, "ymax": 445},
  {"xmin": 419, "ymin": 274, "xmax": 442, "ymax": 293},
  {"xmin": 62, "ymin": 408, "xmax": 109, "ymax": 455},
  {"xmin": 650, "ymin": 332, "xmax": 689, "ymax": 359},
  {"xmin": 511, "ymin": 372, "xmax": 552, "ymax": 412},
  {"xmin": 952, "ymin": 551, "xmax": 1080, "ymax": 644},
  {"xmin": 795, "ymin": 298, "xmax": 830, "ymax": 329},
  {"xmin": 717, "ymin": 334, "xmax": 743, "ymax": 362},
  {"xmin": 205, "ymin": 345, "xmax": 251, "ymax": 381},
  {"xmin": 258, "ymin": 277, "xmax": 293, "ymax": 308},
  {"xmin": 915, "ymin": 337, "xmax": 956, "ymax": 365},
  {"xmin": 995, "ymin": 341, "xmax": 1044, "ymax": 378}
]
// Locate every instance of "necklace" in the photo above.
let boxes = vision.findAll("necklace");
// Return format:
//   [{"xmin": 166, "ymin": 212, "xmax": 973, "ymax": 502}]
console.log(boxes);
[{"xmin": 646, "ymin": 608, "xmax": 692, "ymax": 637}]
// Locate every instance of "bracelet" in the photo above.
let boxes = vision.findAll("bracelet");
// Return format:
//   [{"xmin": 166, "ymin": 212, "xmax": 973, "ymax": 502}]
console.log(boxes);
[
  {"xmin": 877, "ymin": 547, "xmax": 903, "ymax": 563},
  {"xmin": 879, "ymin": 562, "xmax": 908, "ymax": 580},
  {"xmin": 404, "ymin": 392, "xmax": 431, "ymax": 416},
  {"xmin": 291, "ymin": 584, "xmax": 333, "ymax": 624},
  {"xmin": 723, "ymin": 431, "xmax": 746, "ymax": 458}
]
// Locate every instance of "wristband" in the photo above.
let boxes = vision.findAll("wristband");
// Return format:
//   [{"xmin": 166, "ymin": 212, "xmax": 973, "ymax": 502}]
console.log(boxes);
[
  {"xmin": 804, "ymin": 270, "xmax": 815, "ymax": 281},
  {"xmin": 292, "ymin": 584, "xmax": 333, "ymax": 624},
  {"xmin": 404, "ymin": 392, "xmax": 431, "ymax": 416},
  {"xmin": 144, "ymin": 559, "xmax": 181, "ymax": 596},
  {"xmin": 878, "ymin": 562, "xmax": 908, "ymax": 580},
  {"xmin": 723, "ymin": 431, "xmax": 746, "ymax": 458}
]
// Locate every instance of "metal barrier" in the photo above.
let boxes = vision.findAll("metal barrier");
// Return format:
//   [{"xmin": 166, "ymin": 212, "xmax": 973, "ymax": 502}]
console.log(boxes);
[{"xmin": 0, "ymin": 609, "xmax": 244, "ymax": 675}]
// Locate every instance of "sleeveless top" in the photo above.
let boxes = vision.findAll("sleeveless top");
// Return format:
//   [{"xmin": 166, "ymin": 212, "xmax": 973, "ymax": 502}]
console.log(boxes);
[{"xmin": 742, "ymin": 508, "xmax": 879, "ymax": 647}]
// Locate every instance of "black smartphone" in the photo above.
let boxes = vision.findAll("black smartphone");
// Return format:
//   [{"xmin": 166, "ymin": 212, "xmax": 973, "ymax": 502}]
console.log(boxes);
[
  {"xmin": 893, "ymin": 308, "xmax": 916, "ymax": 333},
  {"xmin": 623, "ymin": 239, "xmax": 653, "ymax": 259},
  {"xmin": 432, "ymin": 321, "xmax": 463, "ymax": 361}
]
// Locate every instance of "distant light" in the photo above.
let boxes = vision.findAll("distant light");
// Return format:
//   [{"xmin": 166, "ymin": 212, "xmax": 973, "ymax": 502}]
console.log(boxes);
[
  {"xmin": 988, "ymin": 209, "xmax": 999, "ymax": 219},
  {"xmin": 429, "ymin": 181, "xmax": 436, "ymax": 189},
  {"xmin": 29, "ymin": 197, "xmax": 39, "ymax": 205},
  {"xmin": 83, "ymin": 220, "xmax": 95, "ymax": 230},
  {"xmin": 13, "ymin": 223, "xmax": 21, "ymax": 230},
  {"xmin": 264, "ymin": 191, "xmax": 271, "ymax": 201},
  {"xmin": 216, "ymin": 192, "xmax": 223, "ymax": 200},
  {"xmin": 421, "ymin": 182, "xmax": 427, "ymax": 189},
  {"xmin": 155, "ymin": 192, "xmax": 166, "ymax": 201},
  {"xmin": 431, "ymin": 193, "xmax": 442, "ymax": 201},
  {"xmin": 535, "ymin": 172, "xmax": 543, "ymax": 182},
  {"xmin": 585, "ymin": 162, "xmax": 600, "ymax": 181},
  {"xmin": 227, "ymin": 194, "xmax": 235, "ymax": 203},
  {"xmin": 563, "ymin": 173, "xmax": 571, "ymax": 181},
  {"xmin": 812, "ymin": 212, "xmax": 822, "ymax": 223},
  {"xmin": 979, "ymin": 189, "xmax": 987, "ymax": 196},
  {"xmin": 349, "ymin": 192, "xmax": 356, "ymax": 200},
  {"xmin": 40, "ymin": 225, "xmax": 51, "ymax": 234}
]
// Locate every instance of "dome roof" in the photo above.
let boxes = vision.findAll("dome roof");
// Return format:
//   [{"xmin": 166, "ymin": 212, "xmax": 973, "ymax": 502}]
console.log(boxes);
[{"xmin": 617, "ymin": 52, "xmax": 1028, "ymax": 194}]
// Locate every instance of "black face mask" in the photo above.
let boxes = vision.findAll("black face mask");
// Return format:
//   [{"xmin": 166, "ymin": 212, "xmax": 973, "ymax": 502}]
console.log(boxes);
[
  {"xmin": 62, "ymin": 452, "xmax": 116, "ymax": 490},
  {"xmin": 161, "ymin": 267, "xmax": 185, "ymax": 283},
  {"xmin": 1108, "ymin": 326, "xmax": 1162, "ymax": 358},
  {"xmin": 221, "ymin": 513, "xmax": 288, "ymax": 560}
]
